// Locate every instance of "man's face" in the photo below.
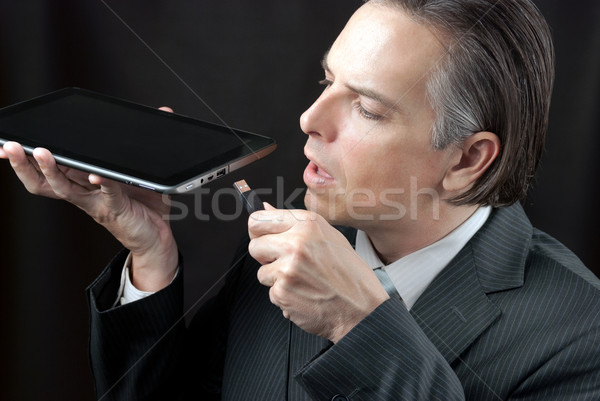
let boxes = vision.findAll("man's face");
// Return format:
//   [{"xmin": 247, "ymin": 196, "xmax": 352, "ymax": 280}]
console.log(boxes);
[{"xmin": 301, "ymin": 2, "xmax": 454, "ymax": 230}]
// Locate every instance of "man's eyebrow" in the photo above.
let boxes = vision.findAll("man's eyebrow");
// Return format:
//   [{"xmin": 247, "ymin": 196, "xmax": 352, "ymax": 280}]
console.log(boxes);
[
  {"xmin": 345, "ymin": 83, "xmax": 401, "ymax": 113},
  {"xmin": 320, "ymin": 50, "xmax": 404, "ymax": 115}
]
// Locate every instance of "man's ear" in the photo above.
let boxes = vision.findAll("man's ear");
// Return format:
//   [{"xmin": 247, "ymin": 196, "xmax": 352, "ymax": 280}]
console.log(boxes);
[{"xmin": 443, "ymin": 132, "xmax": 500, "ymax": 193}]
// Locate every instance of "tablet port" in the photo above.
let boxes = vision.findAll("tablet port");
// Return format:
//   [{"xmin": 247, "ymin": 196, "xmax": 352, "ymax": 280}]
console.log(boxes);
[
  {"xmin": 207, "ymin": 174, "xmax": 214, "ymax": 181},
  {"xmin": 216, "ymin": 168, "xmax": 226, "ymax": 178},
  {"xmin": 138, "ymin": 184, "xmax": 156, "ymax": 191}
]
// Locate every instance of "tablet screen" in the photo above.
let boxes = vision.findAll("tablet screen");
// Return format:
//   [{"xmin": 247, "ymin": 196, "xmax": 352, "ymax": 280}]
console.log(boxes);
[{"xmin": 0, "ymin": 88, "xmax": 276, "ymax": 188}]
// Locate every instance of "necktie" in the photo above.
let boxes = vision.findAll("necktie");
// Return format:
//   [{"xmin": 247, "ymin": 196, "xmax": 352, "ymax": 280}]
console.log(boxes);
[{"xmin": 373, "ymin": 267, "xmax": 400, "ymax": 298}]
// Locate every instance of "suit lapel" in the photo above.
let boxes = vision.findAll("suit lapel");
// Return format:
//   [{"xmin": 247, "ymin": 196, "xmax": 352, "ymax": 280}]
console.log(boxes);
[
  {"xmin": 335, "ymin": 203, "xmax": 532, "ymax": 365},
  {"xmin": 410, "ymin": 203, "xmax": 532, "ymax": 364},
  {"xmin": 337, "ymin": 222, "xmax": 503, "ymax": 364},
  {"xmin": 409, "ymin": 247, "xmax": 502, "ymax": 364}
]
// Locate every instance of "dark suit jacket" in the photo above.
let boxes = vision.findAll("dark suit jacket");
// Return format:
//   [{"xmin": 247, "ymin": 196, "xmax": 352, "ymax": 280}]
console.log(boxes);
[{"xmin": 87, "ymin": 203, "xmax": 600, "ymax": 400}]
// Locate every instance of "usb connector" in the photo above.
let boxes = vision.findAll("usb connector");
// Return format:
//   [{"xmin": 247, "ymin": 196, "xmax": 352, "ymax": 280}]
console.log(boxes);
[{"xmin": 233, "ymin": 179, "xmax": 264, "ymax": 214}]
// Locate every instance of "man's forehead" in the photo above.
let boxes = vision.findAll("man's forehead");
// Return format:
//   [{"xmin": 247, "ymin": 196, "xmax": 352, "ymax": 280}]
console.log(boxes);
[
  {"xmin": 329, "ymin": 3, "xmax": 443, "ymax": 69},
  {"xmin": 323, "ymin": 4, "xmax": 443, "ymax": 104}
]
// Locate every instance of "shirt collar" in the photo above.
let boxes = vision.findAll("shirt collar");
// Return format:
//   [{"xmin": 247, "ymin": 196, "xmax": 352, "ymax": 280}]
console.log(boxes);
[{"xmin": 355, "ymin": 206, "xmax": 491, "ymax": 310}]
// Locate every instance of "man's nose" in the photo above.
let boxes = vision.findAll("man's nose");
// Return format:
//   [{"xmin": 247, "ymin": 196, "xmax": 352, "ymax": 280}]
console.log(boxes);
[{"xmin": 299, "ymin": 88, "xmax": 339, "ymax": 141}]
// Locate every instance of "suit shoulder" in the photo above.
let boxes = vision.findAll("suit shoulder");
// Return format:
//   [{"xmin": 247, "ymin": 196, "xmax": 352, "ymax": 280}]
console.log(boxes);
[{"xmin": 528, "ymin": 228, "xmax": 600, "ymax": 292}]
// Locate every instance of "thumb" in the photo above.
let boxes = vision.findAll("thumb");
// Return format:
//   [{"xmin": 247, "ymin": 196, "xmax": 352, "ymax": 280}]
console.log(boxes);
[
  {"xmin": 263, "ymin": 202, "xmax": 277, "ymax": 211},
  {"xmin": 89, "ymin": 174, "xmax": 128, "ymax": 215}
]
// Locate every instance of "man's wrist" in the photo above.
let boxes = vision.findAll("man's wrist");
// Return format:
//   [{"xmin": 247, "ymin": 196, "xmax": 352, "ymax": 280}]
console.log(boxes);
[{"xmin": 130, "ymin": 243, "xmax": 179, "ymax": 292}]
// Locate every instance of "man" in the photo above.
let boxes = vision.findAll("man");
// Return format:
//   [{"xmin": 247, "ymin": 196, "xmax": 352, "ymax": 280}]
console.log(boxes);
[{"xmin": 1, "ymin": 0, "xmax": 599, "ymax": 400}]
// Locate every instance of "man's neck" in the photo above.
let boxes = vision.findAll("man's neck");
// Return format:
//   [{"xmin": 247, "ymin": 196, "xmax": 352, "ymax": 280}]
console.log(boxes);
[{"xmin": 364, "ymin": 204, "xmax": 480, "ymax": 265}]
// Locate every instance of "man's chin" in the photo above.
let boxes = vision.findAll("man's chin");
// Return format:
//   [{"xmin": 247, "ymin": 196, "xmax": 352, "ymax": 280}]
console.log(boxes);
[
  {"xmin": 303, "ymin": 190, "xmax": 345, "ymax": 225},
  {"xmin": 303, "ymin": 190, "xmax": 318, "ymax": 213}
]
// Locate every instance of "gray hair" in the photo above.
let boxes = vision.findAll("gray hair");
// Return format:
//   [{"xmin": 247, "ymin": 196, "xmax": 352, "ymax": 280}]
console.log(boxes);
[{"xmin": 369, "ymin": 0, "xmax": 555, "ymax": 206}]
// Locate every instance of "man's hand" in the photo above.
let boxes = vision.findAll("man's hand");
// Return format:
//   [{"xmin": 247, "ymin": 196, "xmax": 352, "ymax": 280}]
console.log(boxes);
[
  {"xmin": 248, "ymin": 205, "xmax": 389, "ymax": 343},
  {"xmin": 0, "ymin": 107, "xmax": 179, "ymax": 291}
]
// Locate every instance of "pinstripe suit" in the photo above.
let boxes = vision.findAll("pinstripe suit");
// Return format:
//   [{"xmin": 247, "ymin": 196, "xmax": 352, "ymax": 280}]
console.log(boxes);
[{"xmin": 88, "ymin": 203, "xmax": 600, "ymax": 400}]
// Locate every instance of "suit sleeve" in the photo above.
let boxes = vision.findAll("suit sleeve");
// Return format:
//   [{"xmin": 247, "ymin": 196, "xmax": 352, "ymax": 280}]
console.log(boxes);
[
  {"xmin": 87, "ymin": 249, "xmax": 186, "ymax": 400},
  {"xmin": 87, "ymin": 240, "xmax": 248, "ymax": 401},
  {"xmin": 508, "ymin": 324, "xmax": 600, "ymax": 400},
  {"xmin": 295, "ymin": 296, "xmax": 465, "ymax": 401},
  {"xmin": 295, "ymin": 284, "xmax": 600, "ymax": 401}
]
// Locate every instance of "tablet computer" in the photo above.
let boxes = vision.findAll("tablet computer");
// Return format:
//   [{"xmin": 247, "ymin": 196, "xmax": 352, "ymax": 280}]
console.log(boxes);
[{"xmin": 0, "ymin": 87, "xmax": 277, "ymax": 193}]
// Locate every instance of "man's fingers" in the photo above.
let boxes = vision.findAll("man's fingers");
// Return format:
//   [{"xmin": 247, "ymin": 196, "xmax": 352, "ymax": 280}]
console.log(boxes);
[
  {"xmin": 0, "ymin": 146, "xmax": 7, "ymax": 159},
  {"xmin": 4, "ymin": 141, "xmax": 30, "ymax": 167},
  {"xmin": 3, "ymin": 143, "xmax": 58, "ymax": 197},
  {"xmin": 60, "ymin": 166, "xmax": 99, "ymax": 190},
  {"xmin": 257, "ymin": 262, "xmax": 290, "ymax": 319},
  {"xmin": 88, "ymin": 174, "xmax": 129, "ymax": 216},
  {"xmin": 263, "ymin": 202, "xmax": 277, "ymax": 211},
  {"xmin": 257, "ymin": 263, "xmax": 277, "ymax": 287},
  {"xmin": 248, "ymin": 208, "xmax": 315, "ymax": 239},
  {"xmin": 32, "ymin": 147, "xmax": 89, "ymax": 203},
  {"xmin": 257, "ymin": 259, "xmax": 289, "ymax": 289},
  {"xmin": 159, "ymin": 106, "xmax": 174, "ymax": 113},
  {"xmin": 248, "ymin": 234, "xmax": 282, "ymax": 266}
]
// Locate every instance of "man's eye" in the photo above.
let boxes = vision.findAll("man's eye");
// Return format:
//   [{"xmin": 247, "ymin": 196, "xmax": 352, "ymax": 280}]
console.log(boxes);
[
  {"xmin": 318, "ymin": 79, "xmax": 333, "ymax": 88},
  {"xmin": 354, "ymin": 103, "xmax": 383, "ymax": 121}
]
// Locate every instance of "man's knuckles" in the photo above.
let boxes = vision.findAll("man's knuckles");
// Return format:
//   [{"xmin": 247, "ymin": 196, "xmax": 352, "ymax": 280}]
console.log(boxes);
[{"xmin": 269, "ymin": 284, "xmax": 287, "ymax": 306}]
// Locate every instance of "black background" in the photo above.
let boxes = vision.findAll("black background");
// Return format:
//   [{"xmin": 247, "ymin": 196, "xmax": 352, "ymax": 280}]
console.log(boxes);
[{"xmin": 0, "ymin": 1, "xmax": 598, "ymax": 400}]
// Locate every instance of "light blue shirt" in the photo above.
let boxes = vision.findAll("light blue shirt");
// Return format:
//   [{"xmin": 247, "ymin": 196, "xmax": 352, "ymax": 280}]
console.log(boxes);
[{"xmin": 355, "ymin": 206, "xmax": 491, "ymax": 310}]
